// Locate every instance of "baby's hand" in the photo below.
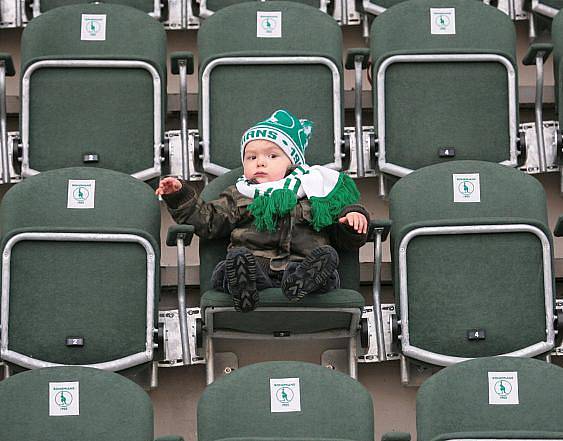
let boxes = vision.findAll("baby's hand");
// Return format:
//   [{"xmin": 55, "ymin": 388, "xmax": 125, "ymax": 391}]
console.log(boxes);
[
  {"xmin": 339, "ymin": 212, "xmax": 368, "ymax": 234},
  {"xmin": 155, "ymin": 177, "xmax": 182, "ymax": 196}
]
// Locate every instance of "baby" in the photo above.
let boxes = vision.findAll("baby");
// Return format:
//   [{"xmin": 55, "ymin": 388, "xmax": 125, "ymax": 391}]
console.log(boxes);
[{"xmin": 157, "ymin": 109, "xmax": 369, "ymax": 312}]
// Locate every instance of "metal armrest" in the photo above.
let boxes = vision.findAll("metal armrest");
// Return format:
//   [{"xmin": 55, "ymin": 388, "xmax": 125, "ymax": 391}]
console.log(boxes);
[
  {"xmin": 0, "ymin": 54, "xmax": 15, "ymax": 77},
  {"xmin": 522, "ymin": 42, "xmax": 553, "ymax": 66},
  {"xmin": 522, "ymin": 43, "xmax": 554, "ymax": 172},
  {"xmin": 166, "ymin": 224, "xmax": 195, "ymax": 247},
  {"xmin": 170, "ymin": 52, "xmax": 194, "ymax": 75},
  {"xmin": 345, "ymin": 48, "xmax": 370, "ymax": 177},
  {"xmin": 367, "ymin": 219, "xmax": 392, "ymax": 242},
  {"xmin": 166, "ymin": 224, "xmax": 195, "ymax": 365},
  {"xmin": 170, "ymin": 52, "xmax": 195, "ymax": 181},
  {"xmin": 366, "ymin": 219, "xmax": 391, "ymax": 362},
  {"xmin": 345, "ymin": 48, "xmax": 370, "ymax": 70},
  {"xmin": 554, "ymin": 216, "xmax": 563, "ymax": 237}
]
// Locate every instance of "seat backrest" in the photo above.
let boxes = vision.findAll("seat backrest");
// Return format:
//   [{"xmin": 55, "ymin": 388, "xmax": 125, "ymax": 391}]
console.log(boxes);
[
  {"xmin": 388, "ymin": 161, "xmax": 554, "ymax": 361},
  {"xmin": 0, "ymin": 366, "xmax": 154, "ymax": 441},
  {"xmin": 417, "ymin": 357, "xmax": 563, "ymax": 441},
  {"xmin": 198, "ymin": 168, "xmax": 360, "ymax": 293},
  {"xmin": 197, "ymin": 1, "xmax": 343, "ymax": 175},
  {"xmin": 370, "ymin": 0, "xmax": 517, "ymax": 177},
  {"xmin": 20, "ymin": 3, "xmax": 166, "ymax": 180},
  {"xmin": 0, "ymin": 167, "xmax": 160, "ymax": 370},
  {"xmin": 198, "ymin": 361, "xmax": 374, "ymax": 441}
]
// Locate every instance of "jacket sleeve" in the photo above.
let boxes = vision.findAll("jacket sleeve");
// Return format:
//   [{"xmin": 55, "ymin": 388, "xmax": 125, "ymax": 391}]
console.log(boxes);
[
  {"xmin": 330, "ymin": 204, "xmax": 371, "ymax": 250},
  {"xmin": 162, "ymin": 182, "xmax": 245, "ymax": 240}
]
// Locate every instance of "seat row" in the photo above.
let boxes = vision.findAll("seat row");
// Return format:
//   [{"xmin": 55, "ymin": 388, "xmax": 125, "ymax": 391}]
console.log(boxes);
[
  {"xmin": 4, "ymin": 357, "xmax": 563, "ymax": 441},
  {"xmin": 2, "ymin": 0, "xmax": 563, "ymax": 196},
  {"xmin": 0, "ymin": 0, "xmax": 550, "ymax": 29},
  {"xmin": 0, "ymin": 158, "xmax": 558, "ymax": 386}
]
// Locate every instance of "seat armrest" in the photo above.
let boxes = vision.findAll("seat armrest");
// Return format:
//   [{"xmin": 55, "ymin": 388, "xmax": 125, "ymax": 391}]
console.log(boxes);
[
  {"xmin": 381, "ymin": 432, "xmax": 411, "ymax": 441},
  {"xmin": 0, "ymin": 54, "xmax": 15, "ymax": 76},
  {"xmin": 345, "ymin": 48, "xmax": 370, "ymax": 70},
  {"xmin": 554, "ymin": 216, "xmax": 563, "ymax": 237},
  {"xmin": 170, "ymin": 51, "xmax": 194, "ymax": 75},
  {"xmin": 166, "ymin": 225, "xmax": 195, "ymax": 247},
  {"xmin": 522, "ymin": 43, "xmax": 553, "ymax": 66},
  {"xmin": 367, "ymin": 219, "xmax": 392, "ymax": 242}
]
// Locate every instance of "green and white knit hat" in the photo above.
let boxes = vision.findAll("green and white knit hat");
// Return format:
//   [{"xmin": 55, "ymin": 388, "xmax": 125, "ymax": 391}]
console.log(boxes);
[{"xmin": 240, "ymin": 109, "xmax": 313, "ymax": 165}]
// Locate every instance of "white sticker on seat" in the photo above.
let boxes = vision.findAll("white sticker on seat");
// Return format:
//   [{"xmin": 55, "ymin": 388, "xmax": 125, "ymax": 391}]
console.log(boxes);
[
  {"xmin": 430, "ymin": 8, "xmax": 456, "ymax": 35},
  {"xmin": 488, "ymin": 371, "xmax": 519, "ymax": 405},
  {"xmin": 257, "ymin": 11, "xmax": 282, "ymax": 38},
  {"xmin": 270, "ymin": 377, "xmax": 301, "ymax": 412},
  {"xmin": 67, "ymin": 180, "xmax": 96, "ymax": 209},
  {"xmin": 49, "ymin": 381, "xmax": 80, "ymax": 416},
  {"xmin": 453, "ymin": 173, "xmax": 480, "ymax": 203},
  {"xmin": 81, "ymin": 14, "xmax": 107, "ymax": 41}
]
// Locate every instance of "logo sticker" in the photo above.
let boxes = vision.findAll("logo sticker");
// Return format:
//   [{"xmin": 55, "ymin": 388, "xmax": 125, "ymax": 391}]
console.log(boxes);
[
  {"xmin": 270, "ymin": 378, "xmax": 301, "ymax": 412},
  {"xmin": 81, "ymin": 14, "xmax": 107, "ymax": 41},
  {"xmin": 453, "ymin": 173, "xmax": 480, "ymax": 203},
  {"xmin": 67, "ymin": 180, "xmax": 96, "ymax": 209},
  {"xmin": 488, "ymin": 372, "xmax": 519, "ymax": 405},
  {"xmin": 49, "ymin": 382, "xmax": 80, "ymax": 416},
  {"xmin": 257, "ymin": 11, "xmax": 282, "ymax": 38},
  {"xmin": 430, "ymin": 8, "xmax": 456, "ymax": 35}
]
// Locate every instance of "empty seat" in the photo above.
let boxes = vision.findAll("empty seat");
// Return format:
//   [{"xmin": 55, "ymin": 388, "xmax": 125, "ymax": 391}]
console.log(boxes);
[
  {"xmin": 196, "ymin": 1, "xmax": 345, "ymax": 176},
  {"xmin": 0, "ymin": 365, "xmax": 180, "ymax": 441},
  {"xmin": 368, "ymin": 0, "xmax": 520, "ymax": 179},
  {"xmin": 0, "ymin": 167, "xmax": 161, "ymax": 373},
  {"xmin": 17, "ymin": 3, "xmax": 166, "ymax": 181},
  {"xmin": 386, "ymin": 161, "xmax": 555, "ymax": 375},
  {"xmin": 198, "ymin": 361, "xmax": 374, "ymax": 441},
  {"xmin": 412, "ymin": 357, "xmax": 563, "ymax": 440}
]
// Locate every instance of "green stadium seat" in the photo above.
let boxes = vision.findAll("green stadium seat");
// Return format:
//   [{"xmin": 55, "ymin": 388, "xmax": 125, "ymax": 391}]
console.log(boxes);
[
  {"xmin": 196, "ymin": 1, "xmax": 346, "ymax": 177},
  {"xmin": 0, "ymin": 167, "xmax": 161, "ymax": 374},
  {"xmin": 16, "ymin": 3, "xmax": 167, "ymax": 181},
  {"xmin": 386, "ymin": 161, "xmax": 556, "ymax": 379},
  {"xmin": 198, "ymin": 361, "xmax": 374, "ymax": 441},
  {"xmin": 0, "ymin": 366, "xmax": 181, "ymax": 441},
  {"xmin": 407, "ymin": 357, "xmax": 563, "ymax": 440},
  {"xmin": 367, "ymin": 0, "xmax": 520, "ymax": 181},
  {"xmin": 196, "ymin": 169, "xmax": 365, "ymax": 383}
]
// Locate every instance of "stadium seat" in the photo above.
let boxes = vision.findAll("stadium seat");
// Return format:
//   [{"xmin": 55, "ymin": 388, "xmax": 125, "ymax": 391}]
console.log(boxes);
[
  {"xmin": 14, "ymin": 3, "xmax": 167, "ymax": 181},
  {"xmin": 198, "ymin": 361, "xmax": 374, "ymax": 441},
  {"xmin": 0, "ymin": 167, "xmax": 161, "ymax": 374},
  {"xmin": 195, "ymin": 169, "xmax": 365, "ymax": 383},
  {"xmin": 386, "ymin": 161, "xmax": 556, "ymax": 381},
  {"xmin": 363, "ymin": 0, "xmax": 520, "ymax": 183},
  {"xmin": 0, "ymin": 365, "xmax": 181, "ymax": 441},
  {"xmin": 195, "ymin": 1, "xmax": 346, "ymax": 177},
  {"xmin": 405, "ymin": 357, "xmax": 563, "ymax": 440}
]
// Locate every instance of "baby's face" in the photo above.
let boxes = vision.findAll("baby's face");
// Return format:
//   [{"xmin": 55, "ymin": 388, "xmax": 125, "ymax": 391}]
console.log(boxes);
[{"xmin": 243, "ymin": 140, "xmax": 292, "ymax": 184}]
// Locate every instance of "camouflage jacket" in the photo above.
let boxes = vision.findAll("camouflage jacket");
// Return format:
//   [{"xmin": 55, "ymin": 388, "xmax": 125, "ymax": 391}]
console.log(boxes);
[{"xmin": 163, "ymin": 182, "xmax": 370, "ymax": 271}]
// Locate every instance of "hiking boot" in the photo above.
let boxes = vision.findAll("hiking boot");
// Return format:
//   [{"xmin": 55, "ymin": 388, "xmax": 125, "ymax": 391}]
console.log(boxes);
[
  {"xmin": 281, "ymin": 245, "xmax": 339, "ymax": 302},
  {"xmin": 225, "ymin": 248, "xmax": 259, "ymax": 312}
]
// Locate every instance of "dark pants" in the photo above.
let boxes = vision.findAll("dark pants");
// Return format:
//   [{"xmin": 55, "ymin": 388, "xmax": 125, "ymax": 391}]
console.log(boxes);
[{"xmin": 211, "ymin": 248, "xmax": 340, "ymax": 295}]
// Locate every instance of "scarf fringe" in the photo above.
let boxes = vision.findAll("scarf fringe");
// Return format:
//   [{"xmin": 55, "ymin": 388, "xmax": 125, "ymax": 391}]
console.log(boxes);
[
  {"xmin": 248, "ymin": 188, "xmax": 298, "ymax": 232},
  {"xmin": 309, "ymin": 173, "xmax": 359, "ymax": 231}
]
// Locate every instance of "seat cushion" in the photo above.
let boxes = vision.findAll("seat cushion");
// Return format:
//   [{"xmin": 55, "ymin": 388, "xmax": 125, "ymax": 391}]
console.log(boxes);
[{"xmin": 201, "ymin": 288, "xmax": 364, "ymax": 334}]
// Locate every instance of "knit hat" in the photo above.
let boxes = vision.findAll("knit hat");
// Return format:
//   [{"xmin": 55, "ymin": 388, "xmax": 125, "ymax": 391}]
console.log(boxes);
[{"xmin": 240, "ymin": 109, "xmax": 313, "ymax": 165}]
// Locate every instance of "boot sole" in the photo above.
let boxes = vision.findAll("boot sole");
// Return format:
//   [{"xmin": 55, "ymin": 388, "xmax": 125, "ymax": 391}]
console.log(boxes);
[{"xmin": 226, "ymin": 251, "xmax": 258, "ymax": 312}]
